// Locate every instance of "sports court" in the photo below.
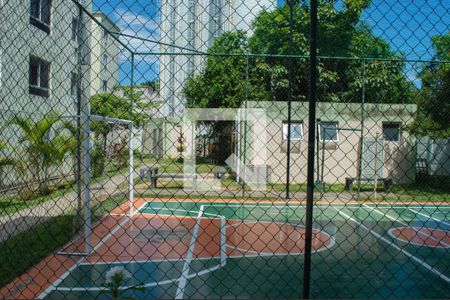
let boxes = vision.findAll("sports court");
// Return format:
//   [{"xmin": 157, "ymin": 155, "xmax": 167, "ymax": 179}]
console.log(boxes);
[{"xmin": 5, "ymin": 198, "xmax": 448, "ymax": 299}]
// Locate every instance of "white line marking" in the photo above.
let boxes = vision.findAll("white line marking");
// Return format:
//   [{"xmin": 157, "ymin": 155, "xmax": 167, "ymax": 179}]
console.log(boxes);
[
  {"xmin": 387, "ymin": 227, "xmax": 449, "ymax": 249},
  {"xmin": 332, "ymin": 207, "xmax": 450, "ymax": 284},
  {"xmin": 57, "ymin": 208, "xmax": 229, "ymax": 293},
  {"xmin": 220, "ymin": 217, "xmax": 227, "ymax": 267},
  {"xmin": 143, "ymin": 201, "xmax": 450, "ymax": 210},
  {"xmin": 175, "ymin": 205, "xmax": 204, "ymax": 299},
  {"xmin": 408, "ymin": 208, "xmax": 450, "ymax": 227},
  {"xmin": 362, "ymin": 204, "xmax": 449, "ymax": 248},
  {"xmin": 225, "ymin": 220, "xmax": 335, "ymax": 255},
  {"xmin": 38, "ymin": 216, "xmax": 131, "ymax": 299}
]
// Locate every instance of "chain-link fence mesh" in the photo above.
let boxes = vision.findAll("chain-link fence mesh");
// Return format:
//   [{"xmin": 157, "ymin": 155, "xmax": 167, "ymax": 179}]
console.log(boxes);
[{"xmin": 0, "ymin": 0, "xmax": 449, "ymax": 298}]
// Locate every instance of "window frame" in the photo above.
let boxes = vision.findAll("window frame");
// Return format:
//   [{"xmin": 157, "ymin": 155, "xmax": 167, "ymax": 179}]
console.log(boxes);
[
  {"xmin": 103, "ymin": 29, "xmax": 109, "ymax": 42},
  {"xmin": 102, "ymin": 80, "xmax": 108, "ymax": 92},
  {"xmin": 71, "ymin": 18, "xmax": 78, "ymax": 42},
  {"xmin": 382, "ymin": 122, "xmax": 401, "ymax": 142},
  {"xmin": 30, "ymin": 0, "xmax": 52, "ymax": 34},
  {"xmin": 282, "ymin": 121, "xmax": 304, "ymax": 141},
  {"xmin": 70, "ymin": 72, "xmax": 78, "ymax": 97},
  {"xmin": 29, "ymin": 55, "xmax": 50, "ymax": 97},
  {"xmin": 319, "ymin": 121, "xmax": 339, "ymax": 142},
  {"xmin": 102, "ymin": 54, "xmax": 108, "ymax": 70}
]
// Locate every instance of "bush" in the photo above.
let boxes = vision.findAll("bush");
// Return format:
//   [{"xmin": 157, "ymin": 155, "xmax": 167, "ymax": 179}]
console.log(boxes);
[
  {"xmin": 18, "ymin": 182, "xmax": 38, "ymax": 201},
  {"xmin": 115, "ymin": 147, "xmax": 130, "ymax": 170},
  {"xmin": 91, "ymin": 144, "xmax": 106, "ymax": 178}
]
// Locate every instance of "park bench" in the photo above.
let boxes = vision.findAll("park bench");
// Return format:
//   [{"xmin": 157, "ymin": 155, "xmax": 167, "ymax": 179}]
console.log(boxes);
[
  {"xmin": 345, "ymin": 177, "xmax": 393, "ymax": 192},
  {"xmin": 140, "ymin": 166, "xmax": 226, "ymax": 189}
]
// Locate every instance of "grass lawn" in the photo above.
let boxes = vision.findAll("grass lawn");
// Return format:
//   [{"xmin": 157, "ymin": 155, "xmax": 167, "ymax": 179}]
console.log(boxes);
[
  {"xmin": 0, "ymin": 156, "xmax": 221, "ymax": 218},
  {"xmin": 0, "ymin": 161, "xmax": 140, "ymax": 218},
  {"xmin": 0, "ymin": 195, "xmax": 124, "ymax": 288},
  {"xmin": 139, "ymin": 175, "xmax": 450, "ymax": 203},
  {"xmin": 138, "ymin": 157, "xmax": 221, "ymax": 174}
]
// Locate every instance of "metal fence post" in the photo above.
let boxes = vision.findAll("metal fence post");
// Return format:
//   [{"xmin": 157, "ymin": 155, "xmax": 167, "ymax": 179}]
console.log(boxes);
[
  {"xmin": 303, "ymin": 0, "xmax": 318, "ymax": 298},
  {"xmin": 285, "ymin": 0, "xmax": 295, "ymax": 200}
]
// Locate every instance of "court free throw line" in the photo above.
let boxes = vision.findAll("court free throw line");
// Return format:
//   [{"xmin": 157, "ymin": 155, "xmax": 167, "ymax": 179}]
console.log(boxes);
[
  {"xmin": 408, "ymin": 208, "xmax": 450, "ymax": 227},
  {"xmin": 175, "ymin": 205, "xmax": 204, "ymax": 299},
  {"xmin": 38, "ymin": 216, "xmax": 132, "ymax": 298},
  {"xmin": 332, "ymin": 207, "xmax": 450, "ymax": 284},
  {"xmin": 362, "ymin": 205, "xmax": 449, "ymax": 248}
]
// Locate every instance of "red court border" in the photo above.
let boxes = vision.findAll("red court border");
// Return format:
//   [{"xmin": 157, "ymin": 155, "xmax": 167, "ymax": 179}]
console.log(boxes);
[
  {"xmin": 388, "ymin": 226, "xmax": 450, "ymax": 249},
  {"xmin": 3, "ymin": 197, "xmax": 443, "ymax": 299}
]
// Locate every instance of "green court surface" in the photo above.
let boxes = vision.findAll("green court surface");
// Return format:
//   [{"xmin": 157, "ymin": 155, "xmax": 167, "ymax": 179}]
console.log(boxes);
[{"xmin": 44, "ymin": 201, "xmax": 450, "ymax": 299}]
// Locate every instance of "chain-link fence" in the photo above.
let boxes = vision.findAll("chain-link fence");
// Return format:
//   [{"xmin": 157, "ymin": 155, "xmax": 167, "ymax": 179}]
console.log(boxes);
[{"xmin": 0, "ymin": 0, "xmax": 449, "ymax": 298}]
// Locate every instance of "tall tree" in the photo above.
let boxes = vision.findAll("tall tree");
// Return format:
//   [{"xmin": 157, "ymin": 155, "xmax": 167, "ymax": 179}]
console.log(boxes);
[
  {"xmin": 184, "ymin": 31, "xmax": 249, "ymax": 108},
  {"xmin": 184, "ymin": 0, "xmax": 414, "ymax": 108},
  {"xmin": 409, "ymin": 33, "xmax": 450, "ymax": 138},
  {"xmin": 90, "ymin": 90, "xmax": 151, "ymax": 152}
]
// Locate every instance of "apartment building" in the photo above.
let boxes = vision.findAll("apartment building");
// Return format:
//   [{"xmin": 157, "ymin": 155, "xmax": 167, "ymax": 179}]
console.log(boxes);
[
  {"xmin": 159, "ymin": 0, "xmax": 277, "ymax": 116},
  {"xmin": 88, "ymin": 12, "xmax": 121, "ymax": 97},
  {"xmin": 0, "ymin": 0, "xmax": 120, "ymax": 118},
  {"xmin": 0, "ymin": 0, "xmax": 120, "ymax": 187}
]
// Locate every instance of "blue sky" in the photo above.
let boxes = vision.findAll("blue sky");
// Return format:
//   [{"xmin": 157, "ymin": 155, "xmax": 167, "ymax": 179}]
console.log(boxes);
[{"xmin": 93, "ymin": 0, "xmax": 449, "ymax": 86}]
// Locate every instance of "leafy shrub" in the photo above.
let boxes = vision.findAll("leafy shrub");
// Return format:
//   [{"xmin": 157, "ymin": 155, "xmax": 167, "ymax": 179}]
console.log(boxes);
[
  {"xmin": 115, "ymin": 147, "xmax": 130, "ymax": 170},
  {"xmin": 18, "ymin": 182, "xmax": 38, "ymax": 201},
  {"xmin": 91, "ymin": 144, "xmax": 106, "ymax": 178}
]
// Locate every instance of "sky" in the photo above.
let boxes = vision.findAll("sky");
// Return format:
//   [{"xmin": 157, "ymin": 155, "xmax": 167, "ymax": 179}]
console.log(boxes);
[{"xmin": 92, "ymin": 0, "xmax": 449, "ymax": 86}]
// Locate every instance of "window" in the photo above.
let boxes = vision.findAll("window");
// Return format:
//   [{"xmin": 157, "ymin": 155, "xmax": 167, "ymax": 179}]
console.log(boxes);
[
  {"xmin": 319, "ymin": 122, "xmax": 339, "ymax": 142},
  {"xmin": 102, "ymin": 80, "xmax": 108, "ymax": 92},
  {"xmin": 29, "ymin": 55, "xmax": 50, "ymax": 97},
  {"xmin": 102, "ymin": 54, "xmax": 108, "ymax": 70},
  {"xmin": 103, "ymin": 29, "xmax": 109, "ymax": 42},
  {"xmin": 30, "ymin": 0, "xmax": 52, "ymax": 33},
  {"xmin": 282, "ymin": 121, "xmax": 303, "ymax": 141},
  {"xmin": 209, "ymin": 0, "xmax": 222, "ymax": 42},
  {"xmin": 383, "ymin": 122, "xmax": 401, "ymax": 142},
  {"xmin": 71, "ymin": 18, "xmax": 78, "ymax": 42},
  {"xmin": 70, "ymin": 72, "xmax": 77, "ymax": 96}
]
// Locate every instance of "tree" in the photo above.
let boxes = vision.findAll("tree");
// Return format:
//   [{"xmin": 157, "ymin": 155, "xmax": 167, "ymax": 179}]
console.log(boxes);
[
  {"xmin": 0, "ymin": 140, "xmax": 22, "ymax": 174},
  {"xmin": 409, "ymin": 33, "xmax": 450, "ymax": 138},
  {"xmin": 10, "ymin": 115, "xmax": 75, "ymax": 195},
  {"xmin": 184, "ymin": 0, "xmax": 414, "ymax": 108},
  {"xmin": 184, "ymin": 31, "xmax": 249, "ymax": 108},
  {"xmin": 141, "ymin": 79, "xmax": 160, "ymax": 92},
  {"xmin": 90, "ymin": 90, "xmax": 151, "ymax": 153}
]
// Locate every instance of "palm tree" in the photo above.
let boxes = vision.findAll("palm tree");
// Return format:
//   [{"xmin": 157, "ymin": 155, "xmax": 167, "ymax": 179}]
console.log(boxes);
[
  {"xmin": 0, "ymin": 140, "xmax": 22, "ymax": 175},
  {"xmin": 10, "ymin": 115, "xmax": 75, "ymax": 195}
]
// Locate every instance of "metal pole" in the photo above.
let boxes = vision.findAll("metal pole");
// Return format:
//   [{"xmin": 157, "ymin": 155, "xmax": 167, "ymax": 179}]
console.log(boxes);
[
  {"xmin": 285, "ymin": 0, "xmax": 294, "ymax": 200},
  {"xmin": 242, "ymin": 57, "xmax": 249, "ymax": 197},
  {"xmin": 74, "ymin": 3, "xmax": 83, "ymax": 233},
  {"xmin": 129, "ymin": 124, "xmax": 135, "ymax": 215},
  {"xmin": 129, "ymin": 54, "xmax": 135, "ymax": 215},
  {"xmin": 316, "ymin": 120, "xmax": 320, "ymax": 182},
  {"xmin": 357, "ymin": 61, "xmax": 367, "ymax": 196},
  {"xmin": 82, "ymin": 113, "xmax": 92, "ymax": 254},
  {"xmin": 303, "ymin": 0, "xmax": 318, "ymax": 298},
  {"xmin": 75, "ymin": 2, "xmax": 92, "ymax": 255},
  {"xmin": 321, "ymin": 129, "xmax": 325, "ymax": 191},
  {"xmin": 374, "ymin": 133, "xmax": 379, "ymax": 198}
]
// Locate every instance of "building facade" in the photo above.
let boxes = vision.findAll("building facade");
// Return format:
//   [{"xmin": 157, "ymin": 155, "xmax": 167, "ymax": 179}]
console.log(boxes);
[
  {"xmin": 0, "ymin": 1, "xmax": 120, "ymax": 117},
  {"xmin": 239, "ymin": 101, "xmax": 418, "ymax": 184},
  {"xmin": 88, "ymin": 12, "xmax": 121, "ymax": 97},
  {"xmin": 0, "ymin": 0, "xmax": 120, "ymax": 188},
  {"xmin": 159, "ymin": 0, "xmax": 277, "ymax": 117}
]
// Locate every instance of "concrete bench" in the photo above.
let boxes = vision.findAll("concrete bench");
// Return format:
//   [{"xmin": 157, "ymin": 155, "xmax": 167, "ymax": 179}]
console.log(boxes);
[
  {"xmin": 150, "ymin": 173, "xmax": 198, "ymax": 189},
  {"xmin": 345, "ymin": 177, "xmax": 393, "ymax": 192}
]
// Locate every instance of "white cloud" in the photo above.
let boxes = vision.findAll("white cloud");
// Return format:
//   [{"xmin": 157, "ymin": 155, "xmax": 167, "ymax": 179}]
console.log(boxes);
[{"xmin": 113, "ymin": 8, "xmax": 161, "ymax": 55}]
